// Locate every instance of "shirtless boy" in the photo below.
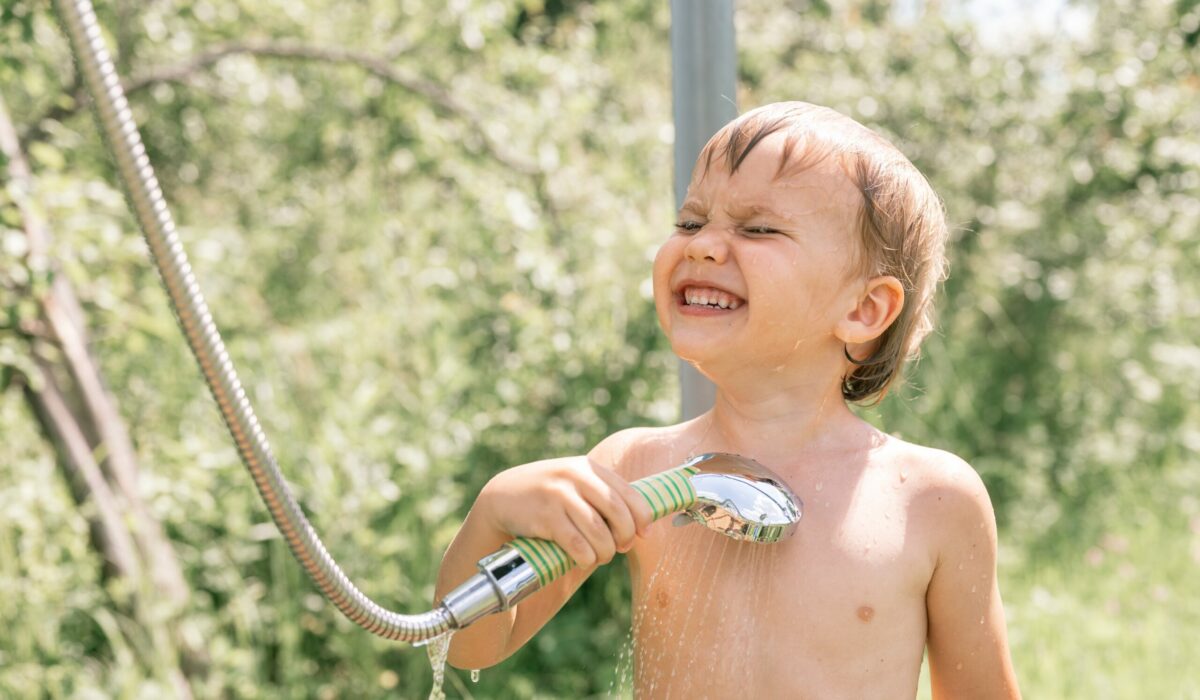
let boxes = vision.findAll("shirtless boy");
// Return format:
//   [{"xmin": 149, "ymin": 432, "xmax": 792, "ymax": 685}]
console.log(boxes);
[{"xmin": 435, "ymin": 102, "xmax": 1021, "ymax": 698}]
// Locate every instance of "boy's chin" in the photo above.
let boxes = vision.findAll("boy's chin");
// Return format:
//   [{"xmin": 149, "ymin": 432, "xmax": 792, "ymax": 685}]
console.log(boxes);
[
  {"xmin": 668, "ymin": 332, "xmax": 723, "ymax": 358},
  {"xmin": 670, "ymin": 339, "xmax": 743, "ymax": 375},
  {"xmin": 668, "ymin": 319, "xmax": 752, "ymax": 351}
]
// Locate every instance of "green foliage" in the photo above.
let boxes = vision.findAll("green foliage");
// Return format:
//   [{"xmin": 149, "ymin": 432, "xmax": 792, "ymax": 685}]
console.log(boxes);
[{"xmin": 1, "ymin": 0, "xmax": 1197, "ymax": 697}]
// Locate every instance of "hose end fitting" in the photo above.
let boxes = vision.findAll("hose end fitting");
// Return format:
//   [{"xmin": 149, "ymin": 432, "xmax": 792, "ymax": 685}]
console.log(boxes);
[{"xmin": 439, "ymin": 545, "xmax": 541, "ymax": 629}]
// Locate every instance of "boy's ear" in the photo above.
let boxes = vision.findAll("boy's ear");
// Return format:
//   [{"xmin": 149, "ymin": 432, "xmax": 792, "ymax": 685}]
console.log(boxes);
[{"xmin": 835, "ymin": 275, "xmax": 905, "ymax": 348}]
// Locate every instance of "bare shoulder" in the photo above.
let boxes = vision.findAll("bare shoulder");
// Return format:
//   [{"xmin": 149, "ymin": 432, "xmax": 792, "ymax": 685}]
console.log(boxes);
[
  {"xmin": 885, "ymin": 437, "xmax": 999, "ymax": 551},
  {"xmin": 894, "ymin": 439, "xmax": 990, "ymax": 499},
  {"xmin": 588, "ymin": 421, "xmax": 700, "ymax": 481}
]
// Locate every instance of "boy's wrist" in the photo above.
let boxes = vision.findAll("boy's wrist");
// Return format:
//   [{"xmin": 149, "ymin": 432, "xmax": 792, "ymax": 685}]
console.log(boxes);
[
  {"xmin": 462, "ymin": 489, "xmax": 514, "ymax": 555},
  {"xmin": 470, "ymin": 479, "xmax": 506, "ymax": 538}
]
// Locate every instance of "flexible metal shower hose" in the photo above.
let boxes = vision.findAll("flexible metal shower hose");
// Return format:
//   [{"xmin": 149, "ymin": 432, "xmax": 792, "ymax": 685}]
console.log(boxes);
[{"xmin": 54, "ymin": 0, "xmax": 452, "ymax": 642}]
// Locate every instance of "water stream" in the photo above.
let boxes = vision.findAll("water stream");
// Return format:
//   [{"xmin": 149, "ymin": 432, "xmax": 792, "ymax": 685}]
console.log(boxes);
[
  {"xmin": 422, "ymin": 632, "xmax": 454, "ymax": 700},
  {"xmin": 623, "ymin": 529, "xmax": 780, "ymax": 698}
]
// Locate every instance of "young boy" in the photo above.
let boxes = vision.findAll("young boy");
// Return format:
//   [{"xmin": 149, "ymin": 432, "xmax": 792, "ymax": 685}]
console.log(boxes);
[{"xmin": 434, "ymin": 102, "xmax": 1021, "ymax": 698}]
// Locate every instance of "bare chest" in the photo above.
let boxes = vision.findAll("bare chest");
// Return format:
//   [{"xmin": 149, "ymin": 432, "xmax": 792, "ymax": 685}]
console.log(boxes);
[{"xmin": 628, "ymin": 476, "xmax": 933, "ymax": 698}]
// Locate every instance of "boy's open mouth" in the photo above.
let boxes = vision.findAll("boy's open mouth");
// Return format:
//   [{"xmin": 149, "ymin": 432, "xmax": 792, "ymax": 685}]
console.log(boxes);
[{"xmin": 678, "ymin": 285, "xmax": 745, "ymax": 311}]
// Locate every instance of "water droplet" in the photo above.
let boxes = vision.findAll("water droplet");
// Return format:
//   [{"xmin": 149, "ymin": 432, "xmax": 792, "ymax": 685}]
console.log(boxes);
[
  {"xmin": 979, "ymin": 616, "xmax": 985, "ymax": 624},
  {"xmin": 957, "ymin": 563, "xmax": 964, "ymax": 571},
  {"xmin": 955, "ymin": 662, "xmax": 963, "ymax": 670},
  {"xmin": 970, "ymin": 585, "xmax": 977, "ymax": 593},
  {"xmin": 899, "ymin": 471, "xmax": 908, "ymax": 483},
  {"xmin": 815, "ymin": 481, "xmax": 824, "ymax": 492},
  {"xmin": 471, "ymin": 669, "xmax": 481, "ymax": 683}
]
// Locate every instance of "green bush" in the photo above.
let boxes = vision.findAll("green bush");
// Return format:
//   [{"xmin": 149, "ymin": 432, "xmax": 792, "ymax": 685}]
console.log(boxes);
[{"xmin": 1, "ymin": 0, "xmax": 1196, "ymax": 696}]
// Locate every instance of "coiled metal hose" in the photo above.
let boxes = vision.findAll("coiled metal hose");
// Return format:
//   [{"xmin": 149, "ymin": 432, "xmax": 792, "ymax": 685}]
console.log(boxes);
[{"xmin": 55, "ymin": 0, "xmax": 452, "ymax": 642}]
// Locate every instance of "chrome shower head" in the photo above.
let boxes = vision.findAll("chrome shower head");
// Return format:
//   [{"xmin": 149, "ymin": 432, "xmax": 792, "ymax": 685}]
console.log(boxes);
[{"xmin": 675, "ymin": 453, "xmax": 802, "ymax": 543}]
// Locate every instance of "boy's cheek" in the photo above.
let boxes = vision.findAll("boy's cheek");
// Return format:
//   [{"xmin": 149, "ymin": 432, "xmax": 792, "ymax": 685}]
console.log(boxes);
[
  {"xmin": 650, "ymin": 255, "xmax": 676, "ymax": 328},
  {"xmin": 650, "ymin": 241, "xmax": 675, "ymax": 281}
]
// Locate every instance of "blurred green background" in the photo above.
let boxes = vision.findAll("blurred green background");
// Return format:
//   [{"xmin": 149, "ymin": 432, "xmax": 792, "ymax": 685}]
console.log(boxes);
[{"xmin": 1, "ymin": 0, "xmax": 1197, "ymax": 697}]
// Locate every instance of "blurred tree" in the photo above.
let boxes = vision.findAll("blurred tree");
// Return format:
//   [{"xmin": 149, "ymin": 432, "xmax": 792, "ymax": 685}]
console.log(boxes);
[{"xmin": 0, "ymin": 0, "xmax": 1195, "ymax": 697}]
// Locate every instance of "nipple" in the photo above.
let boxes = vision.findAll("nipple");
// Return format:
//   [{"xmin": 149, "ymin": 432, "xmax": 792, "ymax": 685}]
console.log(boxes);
[{"xmin": 856, "ymin": 605, "xmax": 875, "ymax": 623}]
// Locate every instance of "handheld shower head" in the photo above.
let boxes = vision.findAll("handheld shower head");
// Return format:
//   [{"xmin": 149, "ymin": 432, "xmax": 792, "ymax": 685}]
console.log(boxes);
[
  {"xmin": 675, "ymin": 453, "xmax": 802, "ymax": 544},
  {"xmin": 438, "ymin": 453, "xmax": 802, "ymax": 631}
]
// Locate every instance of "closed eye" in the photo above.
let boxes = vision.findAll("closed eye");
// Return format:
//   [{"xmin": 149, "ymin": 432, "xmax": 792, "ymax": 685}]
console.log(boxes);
[
  {"xmin": 744, "ymin": 226, "xmax": 781, "ymax": 235},
  {"xmin": 674, "ymin": 220, "xmax": 704, "ymax": 232}
]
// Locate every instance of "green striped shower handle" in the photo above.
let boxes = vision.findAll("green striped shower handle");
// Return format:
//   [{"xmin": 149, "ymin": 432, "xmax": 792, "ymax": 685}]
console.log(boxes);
[{"xmin": 508, "ymin": 463, "xmax": 699, "ymax": 586}]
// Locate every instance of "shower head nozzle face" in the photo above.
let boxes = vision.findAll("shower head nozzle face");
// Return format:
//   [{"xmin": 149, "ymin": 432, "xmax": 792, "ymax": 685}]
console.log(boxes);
[{"xmin": 680, "ymin": 453, "xmax": 803, "ymax": 544}]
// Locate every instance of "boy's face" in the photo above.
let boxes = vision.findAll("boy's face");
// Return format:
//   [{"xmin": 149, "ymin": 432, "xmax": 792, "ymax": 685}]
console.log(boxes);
[{"xmin": 653, "ymin": 132, "xmax": 866, "ymax": 378}]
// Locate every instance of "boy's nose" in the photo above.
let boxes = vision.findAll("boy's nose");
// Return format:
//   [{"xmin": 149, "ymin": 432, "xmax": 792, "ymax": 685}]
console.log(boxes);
[{"xmin": 684, "ymin": 227, "xmax": 730, "ymax": 264}]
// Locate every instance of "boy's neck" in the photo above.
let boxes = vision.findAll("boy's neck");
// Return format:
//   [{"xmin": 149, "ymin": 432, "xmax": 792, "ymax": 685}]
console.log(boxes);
[{"xmin": 700, "ymin": 372, "xmax": 877, "ymax": 469}]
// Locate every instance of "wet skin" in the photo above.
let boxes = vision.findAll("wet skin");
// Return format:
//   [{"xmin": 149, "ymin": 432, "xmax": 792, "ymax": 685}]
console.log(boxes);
[{"xmin": 617, "ymin": 422, "xmax": 946, "ymax": 699}]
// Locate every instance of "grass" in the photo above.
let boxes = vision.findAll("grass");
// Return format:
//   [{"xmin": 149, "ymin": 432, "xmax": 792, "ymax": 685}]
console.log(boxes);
[
  {"xmin": 1005, "ymin": 508, "xmax": 1200, "ymax": 697},
  {"xmin": 918, "ymin": 481, "xmax": 1200, "ymax": 699}
]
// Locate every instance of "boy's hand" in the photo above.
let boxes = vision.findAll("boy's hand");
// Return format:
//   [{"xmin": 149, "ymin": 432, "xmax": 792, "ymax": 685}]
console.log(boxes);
[{"xmin": 475, "ymin": 456, "xmax": 656, "ymax": 569}]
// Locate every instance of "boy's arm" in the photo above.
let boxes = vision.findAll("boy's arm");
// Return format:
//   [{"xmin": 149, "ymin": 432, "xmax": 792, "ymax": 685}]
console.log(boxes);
[
  {"xmin": 434, "ymin": 499, "xmax": 596, "ymax": 669},
  {"xmin": 434, "ymin": 430, "xmax": 650, "ymax": 670},
  {"xmin": 923, "ymin": 454, "xmax": 1021, "ymax": 699}
]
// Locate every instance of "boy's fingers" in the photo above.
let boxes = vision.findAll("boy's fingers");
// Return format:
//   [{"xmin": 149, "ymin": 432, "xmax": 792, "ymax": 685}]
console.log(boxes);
[
  {"xmin": 554, "ymin": 512, "xmax": 597, "ymax": 569},
  {"xmin": 626, "ymin": 483, "xmax": 655, "ymax": 536},
  {"xmin": 564, "ymin": 496, "xmax": 617, "ymax": 567},
  {"xmin": 589, "ymin": 462, "xmax": 656, "ymax": 537},
  {"xmin": 578, "ymin": 472, "xmax": 638, "ymax": 552}
]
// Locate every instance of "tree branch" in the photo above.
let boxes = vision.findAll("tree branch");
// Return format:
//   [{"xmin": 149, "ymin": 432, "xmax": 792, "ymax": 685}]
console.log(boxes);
[
  {"xmin": 36, "ymin": 39, "xmax": 541, "ymax": 177},
  {"xmin": 19, "ymin": 361, "xmax": 198, "ymax": 699},
  {"xmin": 20, "ymin": 359, "xmax": 144, "ymax": 585}
]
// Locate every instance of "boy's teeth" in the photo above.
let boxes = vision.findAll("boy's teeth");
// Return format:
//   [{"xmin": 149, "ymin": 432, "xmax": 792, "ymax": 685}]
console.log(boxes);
[{"xmin": 683, "ymin": 286, "xmax": 742, "ymax": 309}]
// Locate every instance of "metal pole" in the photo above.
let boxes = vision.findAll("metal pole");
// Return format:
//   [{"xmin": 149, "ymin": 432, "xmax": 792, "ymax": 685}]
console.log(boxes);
[{"xmin": 670, "ymin": 0, "xmax": 738, "ymax": 420}]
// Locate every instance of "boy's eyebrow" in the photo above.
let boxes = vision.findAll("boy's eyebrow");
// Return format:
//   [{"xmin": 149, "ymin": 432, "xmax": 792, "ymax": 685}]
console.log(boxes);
[
  {"xmin": 678, "ymin": 200, "xmax": 790, "ymax": 221},
  {"xmin": 727, "ymin": 202, "xmax": 788, "ymax": 219}
]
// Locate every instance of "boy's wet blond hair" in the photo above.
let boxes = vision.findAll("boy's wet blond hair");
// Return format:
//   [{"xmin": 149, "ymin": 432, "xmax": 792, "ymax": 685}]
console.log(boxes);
[{"xmin": 698, "ymin": 101, "xmax": 949, "ymax": 404}]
